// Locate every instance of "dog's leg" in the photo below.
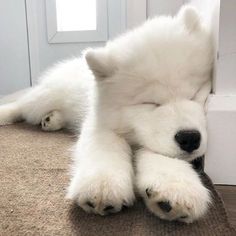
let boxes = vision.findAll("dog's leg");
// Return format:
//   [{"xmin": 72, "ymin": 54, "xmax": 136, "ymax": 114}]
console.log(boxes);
[
  {"xmin": 135, "ymin": 149, "xmax": 211, "ymax": 223},
  {"xmin": 67, "ymin": 127, "xmax": 135, "ymax": 215},
  {"xmin": 0, "ymin": 86, "xmax": 67, "ymax": 130}
]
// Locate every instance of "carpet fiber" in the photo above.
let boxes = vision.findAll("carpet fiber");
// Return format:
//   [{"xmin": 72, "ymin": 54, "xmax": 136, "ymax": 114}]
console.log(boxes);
[{"xmin": 0, "ymin": 124, "xmax": 235, "ymax": 236}]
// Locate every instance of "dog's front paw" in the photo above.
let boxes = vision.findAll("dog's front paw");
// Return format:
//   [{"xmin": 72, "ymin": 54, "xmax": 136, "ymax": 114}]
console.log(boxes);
[
  {"xmin": 67, "ymin": 169, "xmax": 135, "ymax": 215},
  {"xmin": 142, "ymin": 179, "xmax": 211, "ymax": 223},
  {"xmin": 136, "ymin": 150, "xmax": 211, "ymax": 223},
  {"xmin": 41, "ymin": 110, "xmax": 64, "ymax": 131}
]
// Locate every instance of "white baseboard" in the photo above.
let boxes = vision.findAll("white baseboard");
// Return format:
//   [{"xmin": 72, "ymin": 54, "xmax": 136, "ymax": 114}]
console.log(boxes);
[{"xmin": 205, "ymin": 94, "xmax": 236, "ymax": 184}]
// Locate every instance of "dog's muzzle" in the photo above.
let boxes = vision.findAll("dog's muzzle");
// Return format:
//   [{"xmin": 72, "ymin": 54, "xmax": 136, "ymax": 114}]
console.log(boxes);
[{"xmin": 175, "ymin": 130, "xmax": 201, "ymax": 153}]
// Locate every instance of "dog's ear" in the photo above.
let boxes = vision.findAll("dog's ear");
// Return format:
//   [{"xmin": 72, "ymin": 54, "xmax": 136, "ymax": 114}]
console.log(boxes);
[
  {"xmin": 85, "ymin": 48, "xmax": 116, "ymax": 80},
  {"xmin": 177, "ymin": 5, "xmax": 201, "ymax": 33},
  {"xmin": 192, "ymin": 80, "xmax": 212, "ymax": 108}
]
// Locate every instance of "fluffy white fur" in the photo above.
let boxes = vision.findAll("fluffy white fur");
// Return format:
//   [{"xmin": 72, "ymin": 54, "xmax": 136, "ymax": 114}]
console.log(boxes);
[{"xmin": 0, "ymin": 6, "xmax": 213, "ymax": 222}]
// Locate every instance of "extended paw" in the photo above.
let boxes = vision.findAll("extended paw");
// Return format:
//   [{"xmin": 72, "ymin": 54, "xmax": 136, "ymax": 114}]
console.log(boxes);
[
  {"xmin": 41, "ymin": 110, "xmax": 64, "ymax": 131},
  {"xmin": 67, "ymin": 172, "xmax": 135, "ymax": 215},
  {"xmin": 135, "ymin": 150, "xmax": 211, "ymax": 223},
  {"xmin": 143, "ymin": 181, "xmax": 211, "ymax": 223}
]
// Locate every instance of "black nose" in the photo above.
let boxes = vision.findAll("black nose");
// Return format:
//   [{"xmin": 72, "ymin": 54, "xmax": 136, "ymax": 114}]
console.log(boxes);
[{"xmin": 175, "ymin": 130, "xmax": 201, "ymax": 153}]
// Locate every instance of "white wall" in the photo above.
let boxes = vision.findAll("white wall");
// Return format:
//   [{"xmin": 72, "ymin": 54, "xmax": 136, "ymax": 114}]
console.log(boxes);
[
  {"xmin": 215, "ymin": 0, "xmax": 236, "ymax": 95},
  {"xmin": 0, "ymin": 0, "xmax": 31, "ymax": 95},
  {"xmin": 148, "ymin": 0, "xmax": 184, "ymax": 17},
  {"xmin": 206, "ymin": 95, "xmax": 236, "ymax": 185}
]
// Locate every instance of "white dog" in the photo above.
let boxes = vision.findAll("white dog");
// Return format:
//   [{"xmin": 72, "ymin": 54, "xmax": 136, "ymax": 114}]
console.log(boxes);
[{"xmin": 0, "ymin": 6, "xmax": 213, "ymax": 223}]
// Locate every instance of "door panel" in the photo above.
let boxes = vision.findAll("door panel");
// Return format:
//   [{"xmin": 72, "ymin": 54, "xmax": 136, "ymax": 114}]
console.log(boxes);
[{"xmin": 0, "ymin": 0, "xmax": 31, "ymax": 95}]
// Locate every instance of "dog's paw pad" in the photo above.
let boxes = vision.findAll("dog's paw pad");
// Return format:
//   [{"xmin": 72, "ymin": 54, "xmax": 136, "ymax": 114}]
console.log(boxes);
[
  {"xmin": 41, "ymin": 111, "xmax": 64, "ymax": 131},
  {"xmin": 146, "ymin": 188, "xmax": 152, "ymax": 198},
  {"xmin": 80, "ymin": 198, "xmax": 129, "ymax": 215},
  {"xmin": 141, "ymin": 182, "xmax": 210, "ymax": 223},
  {"xmin": 104, "ymin": 205, "xmax": 114, "ymax": 211},
  {"xmin": 157, "ymin": 201, "xmax": 172, "ymax": 212}
]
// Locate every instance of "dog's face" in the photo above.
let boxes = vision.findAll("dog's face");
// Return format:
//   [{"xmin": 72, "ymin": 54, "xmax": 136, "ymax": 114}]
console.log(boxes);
[
  {"xmin": 125, "ymin": 98, "xmax": 207, "ymax": 161},
  {"xmin": 85, "ymin": 6, "xmax": 213, "ymax": 161}
]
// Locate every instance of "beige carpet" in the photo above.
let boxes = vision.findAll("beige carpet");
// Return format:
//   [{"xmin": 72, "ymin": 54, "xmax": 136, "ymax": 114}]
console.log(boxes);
[{"xmin": 0, "ymin": 124, "xmax": 235, "ymax": 236}]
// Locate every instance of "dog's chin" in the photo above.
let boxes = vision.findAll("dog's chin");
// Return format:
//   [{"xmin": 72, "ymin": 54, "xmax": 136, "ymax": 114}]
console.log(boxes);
[
  {"xmin": 176, "ymin": 150, "xmax": 205, "ymax": 162},
  {"xmin": 137, "ymin": 145, "xmax": 205, "ymax": 163}
]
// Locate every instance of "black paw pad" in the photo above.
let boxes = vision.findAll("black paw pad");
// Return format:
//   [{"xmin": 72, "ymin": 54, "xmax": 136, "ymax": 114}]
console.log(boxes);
[
  {"xmin": 158, "ymin": 201, "xmax": 172, "ymax": 212},
  {"xmin": 146, "ymin": 188, "xmax": 152, "ymax": 198},
  {"xmin": 104, "ymin": 205, "xmax": 114, "ymax": 212},
  {"xmin": 45, "ymin": 117, "xmax": 50, "ymax": 122},
  {"xmin": 180, "ymin": 215, "xmax": 188, "ymax": 219},
  {"xmin": 86, "ymin": 201, "xmax": 95, "ymax": 208}
]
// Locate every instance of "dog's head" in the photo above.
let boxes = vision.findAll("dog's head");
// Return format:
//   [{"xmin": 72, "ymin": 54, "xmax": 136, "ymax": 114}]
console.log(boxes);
[
  {"xmin": 85, "ymin": 5, "xmax": 213, "ymax": 102},
  {"xmin": 84, "ymin": 6, "xmax": 213, "ymax": 161},
  {"xmin": 124, "ymin": 84, "xmax": 209, "ymax": 161}
]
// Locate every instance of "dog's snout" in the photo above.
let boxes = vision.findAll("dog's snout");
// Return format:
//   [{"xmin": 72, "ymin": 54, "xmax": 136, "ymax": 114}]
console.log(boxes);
[{"xmin": 175, "ymin": 130, "xmax": 201, "ymax": 153}]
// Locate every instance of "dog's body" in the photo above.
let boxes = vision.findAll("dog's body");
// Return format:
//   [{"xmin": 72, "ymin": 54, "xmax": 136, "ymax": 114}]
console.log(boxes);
[{"xmin": 0, "ymin": 6, "xmax": 213, "ymax": 223}]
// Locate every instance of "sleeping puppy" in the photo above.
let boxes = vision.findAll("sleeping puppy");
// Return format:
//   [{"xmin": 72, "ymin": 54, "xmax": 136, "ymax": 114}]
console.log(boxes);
[{"xmin": 0, "ymin": 5, "xmax": 213, "ymax": 223}]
